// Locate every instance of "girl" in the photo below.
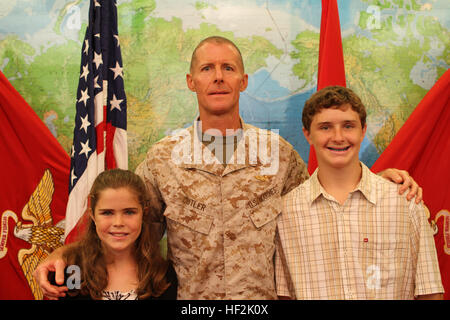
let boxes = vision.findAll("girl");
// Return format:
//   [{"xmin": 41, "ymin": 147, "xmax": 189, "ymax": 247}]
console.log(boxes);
[{"xmin": 53, "ymin": 169, "xmax": 176, "ymax": 300}]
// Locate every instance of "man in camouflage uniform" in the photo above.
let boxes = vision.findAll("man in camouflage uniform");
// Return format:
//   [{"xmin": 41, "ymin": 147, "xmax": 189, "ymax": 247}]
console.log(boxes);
[
  {"xmin": 134, "ymin": 36, "xmax": 310, "ymax": 299},
  {"xmin": 135, "ymin": 119, "xmax": 309, "ymax": 299},
  {"xmin": 34, "ymin": 36, "xmax": 421, "ymax": 300}
]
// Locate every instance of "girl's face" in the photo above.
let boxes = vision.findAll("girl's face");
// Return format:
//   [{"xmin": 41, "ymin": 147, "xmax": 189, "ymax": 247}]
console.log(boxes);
[{"xmin": 91, "ymin": 187, "xmax": 143, "ymax": 256}]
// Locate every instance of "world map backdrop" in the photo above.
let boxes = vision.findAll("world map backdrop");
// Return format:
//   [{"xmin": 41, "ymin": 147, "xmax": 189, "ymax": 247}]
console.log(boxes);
[{"xmin": 1, "ymin": 0, "xmax": 449, "ymax": 171}]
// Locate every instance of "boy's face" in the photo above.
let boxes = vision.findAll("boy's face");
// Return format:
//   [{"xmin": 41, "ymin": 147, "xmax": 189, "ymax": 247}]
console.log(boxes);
[{"xmin": 303, "ymin": 104, "xmax": 366, "ymax": 170}]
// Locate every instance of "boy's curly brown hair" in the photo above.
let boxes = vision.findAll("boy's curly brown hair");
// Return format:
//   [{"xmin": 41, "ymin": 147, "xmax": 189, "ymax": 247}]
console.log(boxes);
[{"xmin": 302, "ymin": 86, "xmax": 367, "ymax": 131}]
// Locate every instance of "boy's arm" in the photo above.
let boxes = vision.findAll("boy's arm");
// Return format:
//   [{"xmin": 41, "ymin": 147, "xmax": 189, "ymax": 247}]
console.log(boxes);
[
  {"xmin": 416, "ymin": 293, "xmax": 443, "ymax": 300},
  {"xmin": 33, "ymin": 243, "xmax": 75, "ymax": 300},
  {"xmin": 275, "ymin": 228, "xmax": 295, "ymax": 300},
  {"xmin": 377, "ymin": 168, "xmax": 422, "ymax": 203},
  {"xmin": 410, "ymin": 203, "xmax": 444, "ymax": 298}
]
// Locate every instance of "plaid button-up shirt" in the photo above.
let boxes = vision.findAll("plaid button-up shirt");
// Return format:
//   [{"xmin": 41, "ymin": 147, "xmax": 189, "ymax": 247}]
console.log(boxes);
[{"xmin": 275, "ymin": 163, "xmax": 444, "ymax": 299}]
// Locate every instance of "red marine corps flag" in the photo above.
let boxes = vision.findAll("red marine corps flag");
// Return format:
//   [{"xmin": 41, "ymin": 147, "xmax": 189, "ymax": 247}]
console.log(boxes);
[
  {"xmin": 0, "ymin": 71, "xmax": 70, "ymax": 299},
  {"xmin": 371, "ymin": 70, "xmax": 450, "ymax": 299},
  {"xmin": 307, "ymin": 0, "xmax": 347, "ymax": 174},
  {"xmin": 64, "ymin": 0, "xmax": 127, "ymax": 243}
]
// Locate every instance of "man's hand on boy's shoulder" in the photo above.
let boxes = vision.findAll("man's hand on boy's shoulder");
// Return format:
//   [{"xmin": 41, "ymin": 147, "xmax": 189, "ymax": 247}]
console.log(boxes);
[{"xmin": 378, "ymin": 168, "xmax": 423, "ymax": 204}]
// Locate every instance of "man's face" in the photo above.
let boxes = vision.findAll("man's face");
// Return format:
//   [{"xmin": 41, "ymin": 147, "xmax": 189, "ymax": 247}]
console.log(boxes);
[
  {"xmin": 186, "ymin": 42, "xmax": 248, "ymax": 119},
  {"xmin": 303, "ymin": 104, "xmax": 366, "ymax": 170}
]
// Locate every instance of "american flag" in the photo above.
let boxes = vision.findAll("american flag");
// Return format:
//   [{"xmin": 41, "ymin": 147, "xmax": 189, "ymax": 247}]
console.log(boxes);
[{"xmin": 64, "ymin": 0, "xmax": 127, "ymax": 241}]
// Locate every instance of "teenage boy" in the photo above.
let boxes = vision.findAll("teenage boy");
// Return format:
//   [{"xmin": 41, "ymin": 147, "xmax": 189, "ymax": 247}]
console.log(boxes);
[{"xmin": 275, "ymin": 86, "xmax": 444, "ymax": 300}]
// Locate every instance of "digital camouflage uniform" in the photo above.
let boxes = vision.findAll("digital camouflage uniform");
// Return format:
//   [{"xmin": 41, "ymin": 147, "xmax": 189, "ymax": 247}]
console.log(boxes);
[{"xmin": 136, "ymin": 120, "xmax": 309, "ymax": 299}]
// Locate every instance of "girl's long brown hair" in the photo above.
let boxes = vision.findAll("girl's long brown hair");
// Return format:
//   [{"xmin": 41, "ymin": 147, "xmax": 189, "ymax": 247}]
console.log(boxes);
[{"xmin": 63, "ymin": 169, "xmax": 169, "ymax": 299}]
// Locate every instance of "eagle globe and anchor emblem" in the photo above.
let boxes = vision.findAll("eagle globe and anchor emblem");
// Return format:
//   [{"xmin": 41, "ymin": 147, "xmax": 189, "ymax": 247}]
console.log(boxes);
[{"xmin": 0, "ymin": 170, "xmax": 65, "ymax": 300}]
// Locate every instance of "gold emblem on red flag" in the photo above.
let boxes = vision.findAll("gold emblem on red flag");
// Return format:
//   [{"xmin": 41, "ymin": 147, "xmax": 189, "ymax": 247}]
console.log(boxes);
[
  {"xmin": 435, "ymin": 210, "xmax": 450, "ymax": 256},
  {"xmin": 0, "ymin": 170, "xmax": 65, "ymax": 299}
]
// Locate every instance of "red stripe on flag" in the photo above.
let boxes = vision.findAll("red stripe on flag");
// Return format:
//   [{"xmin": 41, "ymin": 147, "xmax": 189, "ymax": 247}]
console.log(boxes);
[
  {"xmin": 106, "ymin": 122, "xmax": 117, "ymax": 169},
  {"xmin": 95, "ymin": 105, "xmax": 107, "ymax": 155}
]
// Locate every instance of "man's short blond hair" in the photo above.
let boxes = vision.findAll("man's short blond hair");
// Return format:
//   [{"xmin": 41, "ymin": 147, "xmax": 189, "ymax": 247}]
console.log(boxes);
[{"xmin": 189, "ymin": 36, "xmax": 245, "ymax": 73}]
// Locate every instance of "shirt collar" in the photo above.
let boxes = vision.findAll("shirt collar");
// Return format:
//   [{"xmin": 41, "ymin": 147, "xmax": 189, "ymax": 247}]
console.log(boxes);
[
  {"xmin": 178, "ymin": 117, "xmax": 260, "ymax": 175},
  {"xmin": 355, "ymin": 162, "xmax": 377, "ymax": 205},
  {"xmin": 308, "ymin": 162, "xmax": 377, "ymax": 206},
  {"xmin": 308, "ymin": 169, "xmax": 323, "ymax": 204}
]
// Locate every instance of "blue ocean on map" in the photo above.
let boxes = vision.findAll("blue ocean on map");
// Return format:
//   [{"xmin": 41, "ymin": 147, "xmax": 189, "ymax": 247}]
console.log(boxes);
[{"xmin": 0, "ymin": 1, "xmax": 57, "ymax": 37}]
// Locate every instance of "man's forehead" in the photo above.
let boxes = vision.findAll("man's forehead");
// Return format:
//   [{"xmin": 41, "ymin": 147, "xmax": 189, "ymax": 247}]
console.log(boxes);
[
  {"xmin": 192, "ymin": 42, "xmax": 244, "ymax": 70},
  {"xmin": 197, "ymin": 41, "xmax": 238, "ymax": 51},
  {"xmin": 197, "ymin": 43, "xmax": 237, "ymax": 57}
]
